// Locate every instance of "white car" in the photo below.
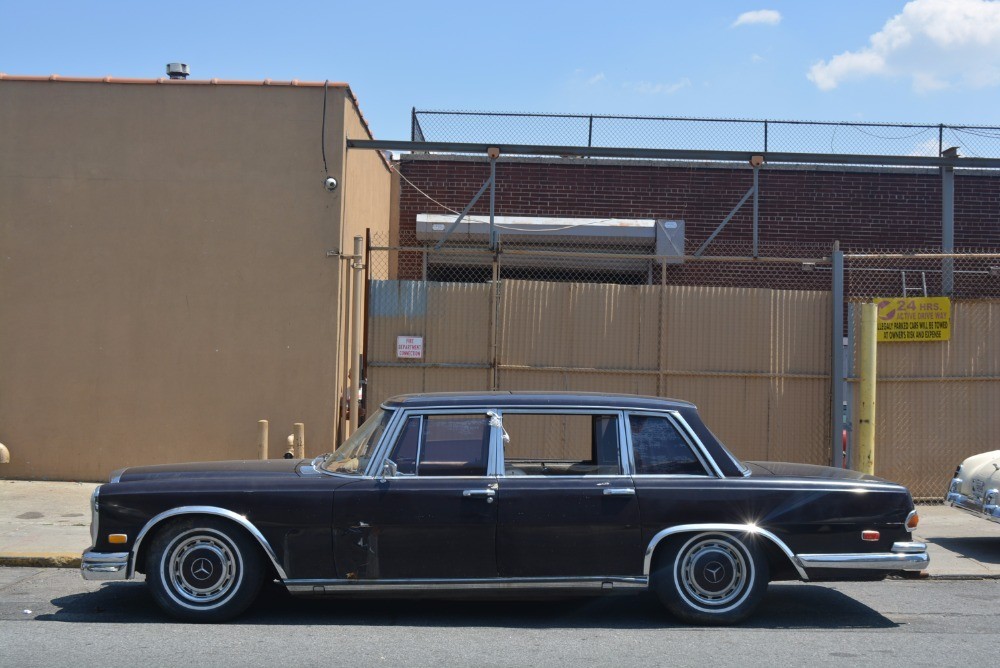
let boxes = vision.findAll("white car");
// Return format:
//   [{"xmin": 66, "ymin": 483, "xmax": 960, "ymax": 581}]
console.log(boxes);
[{"xmin": 947, "ymin": 450, "xmax": 1000, "ymax": 523}]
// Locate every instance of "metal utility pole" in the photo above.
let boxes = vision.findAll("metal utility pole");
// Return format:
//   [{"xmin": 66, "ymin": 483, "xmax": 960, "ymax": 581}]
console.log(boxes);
[
  {"xmin": 941, "ymin": 147, "xmax": 957, "ymax": 295},
  {"xmin": 830, "ymin": 242, "xmax": 844, "ymax": 467},
  {"xmin": 348, "ymin": 235, "xmax": 364, "ymax": 435}
]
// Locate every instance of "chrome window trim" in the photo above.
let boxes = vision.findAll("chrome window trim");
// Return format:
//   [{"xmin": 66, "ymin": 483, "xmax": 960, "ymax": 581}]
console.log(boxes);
[
  {"xmin": 284, "ymin": 575, "xmax": 648, "ymax": 594},
  {"xmin": 624, "ymin": 410, "xmax": 720, "ymax": 478},
  {"xmin": 313, "ymin": 408, "xmax": 403, "ymax": 479},
  {"xmin": 492, "ymin": 408, "xmax": 629, "ymax": 478},
  {"xmin": 126, "ymin": 506, "xmax": 287, "ymax": 580},
  {"xmin": 643, "ymin": 523, "xmax": 807, "ymax": 580}
]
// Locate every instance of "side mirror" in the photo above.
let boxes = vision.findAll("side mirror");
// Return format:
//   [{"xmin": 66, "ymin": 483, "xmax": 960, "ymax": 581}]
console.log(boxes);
[{"xmin": 379, "ymin": 459, "xmax": 398, "ymax": 481}]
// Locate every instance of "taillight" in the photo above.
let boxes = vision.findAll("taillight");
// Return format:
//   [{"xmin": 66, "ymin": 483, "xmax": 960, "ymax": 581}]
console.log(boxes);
[{"xmin": 905, "ymin": 511, "xmax": 920, "ymax": 531}]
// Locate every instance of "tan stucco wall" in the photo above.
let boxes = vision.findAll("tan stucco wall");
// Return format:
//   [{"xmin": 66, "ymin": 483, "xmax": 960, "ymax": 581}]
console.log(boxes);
[{"xmin": 0, "ymin": 79, "xmax": 389, "ymax": 480}]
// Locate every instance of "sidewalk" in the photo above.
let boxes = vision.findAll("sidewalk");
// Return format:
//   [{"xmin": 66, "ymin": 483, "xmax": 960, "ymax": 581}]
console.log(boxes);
[{"xmin": 1, "ymin": 479, "xmax": 999, "ymax": 577}]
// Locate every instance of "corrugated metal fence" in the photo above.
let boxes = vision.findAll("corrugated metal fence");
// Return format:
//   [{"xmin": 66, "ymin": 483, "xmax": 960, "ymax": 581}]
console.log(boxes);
[
  {"xmin": 367, "ymin": 278, "xmax": 833, "ymax": 468},
  {"xmin": 366, "ymin": 243, "xmax": 1000, "ymax": 500}
]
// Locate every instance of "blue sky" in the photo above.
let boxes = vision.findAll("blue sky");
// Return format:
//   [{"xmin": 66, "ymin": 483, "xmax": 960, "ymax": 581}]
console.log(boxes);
[{"xmin": 3, "ymin": 1, "xmax": 1000, "ymax": 140}]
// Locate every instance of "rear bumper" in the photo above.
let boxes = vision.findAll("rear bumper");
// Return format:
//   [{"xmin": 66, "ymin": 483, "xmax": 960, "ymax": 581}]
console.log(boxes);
[
  {"xmin": 797, "ymin": 541, "xmax": 929, "ymax": 572},
  {"xmin": 946, "ymin": 488, "xmax": 1000, "ymax": 524},
  {"xmin": 81, "ymin": 551, "xmax": 130, "ymax": 581}
]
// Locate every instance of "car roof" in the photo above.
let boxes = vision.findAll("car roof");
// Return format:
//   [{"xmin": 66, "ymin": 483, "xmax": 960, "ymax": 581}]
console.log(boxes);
[{"xmin": 381, "ymin": 391, "xmax": 696, "ymax": 411}]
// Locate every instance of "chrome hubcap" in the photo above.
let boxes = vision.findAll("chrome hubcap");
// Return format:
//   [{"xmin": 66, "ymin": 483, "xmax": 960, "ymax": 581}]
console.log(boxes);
[
  {"xmin": 165, "ymin": 532, "xmax": 240, "ymax": 606},
  {"xmin": 676, "ymin": 535, "xmax": 752, "ymax": 610}
]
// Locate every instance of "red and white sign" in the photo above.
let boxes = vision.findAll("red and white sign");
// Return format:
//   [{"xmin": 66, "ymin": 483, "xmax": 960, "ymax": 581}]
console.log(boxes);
[{"xmin": 396, "ymin": 336, "xmax": 424, "ymax": 359}]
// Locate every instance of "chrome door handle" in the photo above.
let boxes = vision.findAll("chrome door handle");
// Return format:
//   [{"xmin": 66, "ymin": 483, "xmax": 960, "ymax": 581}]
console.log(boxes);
[
  {"xmin": 603, "ymin": 488, "xmax": 636, "ymax": 496},
  {"xmin": 463, "ymin": 489, "xmax": 496, "ymax": 497}
]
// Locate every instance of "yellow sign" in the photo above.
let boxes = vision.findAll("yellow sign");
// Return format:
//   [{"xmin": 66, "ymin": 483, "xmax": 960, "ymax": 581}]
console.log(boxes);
[{"xmin": 875, "ymin": 297, "xmax": 951, "ymax": 342}]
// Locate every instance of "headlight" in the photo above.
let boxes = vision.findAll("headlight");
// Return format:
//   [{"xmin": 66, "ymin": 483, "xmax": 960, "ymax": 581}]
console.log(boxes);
[{"xmin": 89, "ymin": 486, "xmax": 100, "ymax": 545}]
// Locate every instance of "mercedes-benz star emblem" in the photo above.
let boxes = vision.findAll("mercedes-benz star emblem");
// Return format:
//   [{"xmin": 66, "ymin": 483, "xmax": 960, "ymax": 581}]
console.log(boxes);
[
  {"xmin": 703, "ymin": 561, "xmax": 725, "ymax": 584},
  {"xmin": 191, "ymin": 558, "xmax": 214, "ymax": 581}
]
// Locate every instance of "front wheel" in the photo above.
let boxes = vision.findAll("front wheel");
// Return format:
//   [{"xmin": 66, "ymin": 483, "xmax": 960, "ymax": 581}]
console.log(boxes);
[
  {"xmin": 145, "ymin": 517, "xmax": 264, "ymax": 622},
  {"xmin": 652, "ymin": 532, "xmax": 769, "ymax": 625}
]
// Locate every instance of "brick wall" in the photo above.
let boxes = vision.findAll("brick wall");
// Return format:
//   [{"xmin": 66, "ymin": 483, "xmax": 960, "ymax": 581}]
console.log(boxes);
[{"xmin": 394, "ymin": 157, "xmax": 1000, "ymax": 291}]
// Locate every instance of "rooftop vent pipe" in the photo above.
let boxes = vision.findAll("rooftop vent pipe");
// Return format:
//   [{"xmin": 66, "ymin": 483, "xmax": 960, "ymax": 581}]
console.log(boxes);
[{"xmin": 166, "ymin": 63, "xmax": 190, "ymax": 80}]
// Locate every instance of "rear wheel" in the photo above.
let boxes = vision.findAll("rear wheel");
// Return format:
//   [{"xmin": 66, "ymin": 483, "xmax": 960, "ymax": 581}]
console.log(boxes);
[
  {"xmin": 145, "ymin": 517, "xmax": 264, "ymax": 622},
  {"xmin": 652, "ymin": 532, "xmax": 769, "ymax": 625}
]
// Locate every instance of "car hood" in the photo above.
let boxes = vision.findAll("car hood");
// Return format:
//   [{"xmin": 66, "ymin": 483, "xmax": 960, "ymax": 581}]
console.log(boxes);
[
  {"xmin": 112, "ymin": 459, "xmax": 307, "ymax": 483},
  {"xmin": 744, "ymin": 461, "xmax": 887, "ymax": 483}
]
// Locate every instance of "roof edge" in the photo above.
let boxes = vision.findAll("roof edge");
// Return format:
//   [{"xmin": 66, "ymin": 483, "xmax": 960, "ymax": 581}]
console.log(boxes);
[{"xmin": 0, "ymin": 73, "xmax": 349, "ymax": 87}]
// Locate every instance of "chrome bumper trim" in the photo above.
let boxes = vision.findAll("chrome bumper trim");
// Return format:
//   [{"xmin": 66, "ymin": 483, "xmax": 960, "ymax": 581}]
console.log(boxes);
[
  {"xmin": 81, "ymin": 551, "xmax": 130, "ymax": 581},
  {"xmin": 797, "ymin": 542, "xmax": 929, "ymax": 571},
  {"xmin": 284, "ymin": 576, "xmax": 649, "ymax": 594},
  {"xmin": 947, "ymin": 490, "xmax": 1000, "ymax": 524}
]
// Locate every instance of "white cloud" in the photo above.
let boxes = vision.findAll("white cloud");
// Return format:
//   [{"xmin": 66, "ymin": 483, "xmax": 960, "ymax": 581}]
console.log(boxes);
[
  {"xmin": 733, "ymin": 9, "xmax": 782, "ymax": 27},
  {"xmin": 808, "ymin": 0, "xmax": 1000, "ymax": 92},
  {"xmin": 624, "ymin": 78, "xmax": 692, "ymax": 95},
  {"xmin": 586, "ymin": 72, "xmax": 606, "ymax": 86},
  {"xmin": 751, "ymin": 53, "xmax": 766, "ymax": 63}
]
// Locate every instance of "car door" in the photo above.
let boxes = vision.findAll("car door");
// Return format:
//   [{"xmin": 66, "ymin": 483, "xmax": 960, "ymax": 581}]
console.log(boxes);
[
  {"xmin": 332, "ymin": 410, "xmax": 500, "ymax": 580},
  {"xmin": 496, "ymin": 410, "xmax": 643, "ymax": 578}
]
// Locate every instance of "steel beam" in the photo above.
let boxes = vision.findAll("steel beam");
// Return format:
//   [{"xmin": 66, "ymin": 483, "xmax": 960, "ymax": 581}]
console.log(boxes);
[
  {"xmin": 433, "ymin": 176, "xmax": 492, "ymax": 250},
  {"xmin": 346, "ymin": 139, "xmax": 1000, "ymax": 169},
  {"xmin": 752, "ymin": 166, "xmax": 760, "ymax": 257},
  {"xmin": 695, "ymin": 186, "xmax": 755, "ymax": 257},
  {"xmin": 941, "ymin": 165, "xmax": 955, "ymax": 295}
]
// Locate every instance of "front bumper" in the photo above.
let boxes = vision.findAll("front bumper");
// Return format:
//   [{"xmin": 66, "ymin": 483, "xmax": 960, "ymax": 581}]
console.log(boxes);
[
  {"xmin": 797, "ymin": 541, "xmax": 929, "ymax": 572},
  {"xmin": 946, "ymin": 487, "xmax": 1000, "ymax": 524},
  {"xmin": 81, "ymin": 551, "xmax": 130, "ymax": 581}
]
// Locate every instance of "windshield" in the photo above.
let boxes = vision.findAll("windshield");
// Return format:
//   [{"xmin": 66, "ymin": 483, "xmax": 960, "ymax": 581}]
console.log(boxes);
[{"xmin": 320, "ymin": 409, "xmax": 392, "ymax": 475}]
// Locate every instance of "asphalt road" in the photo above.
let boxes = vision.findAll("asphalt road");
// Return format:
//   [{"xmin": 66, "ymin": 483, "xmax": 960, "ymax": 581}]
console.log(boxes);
[{"xmin": 1, "ymin": 567, "xmax": 994, "ymax": 667}]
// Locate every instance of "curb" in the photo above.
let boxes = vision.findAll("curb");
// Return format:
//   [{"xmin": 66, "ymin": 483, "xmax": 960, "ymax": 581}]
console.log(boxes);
[{"xmin": 0, "ymin": 554, "xmax": 81, "ymax": 569}]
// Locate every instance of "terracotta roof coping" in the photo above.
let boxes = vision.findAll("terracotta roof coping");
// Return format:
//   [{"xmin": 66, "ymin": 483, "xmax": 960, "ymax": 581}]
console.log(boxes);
[{"xmin": 0, "ymin": 73, "xmax": 349, "ymax": 87}]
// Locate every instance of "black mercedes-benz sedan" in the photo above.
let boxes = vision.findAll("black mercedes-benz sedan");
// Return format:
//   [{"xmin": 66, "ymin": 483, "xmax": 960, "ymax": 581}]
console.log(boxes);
[{"xmin": 82, "ymin": 392, "xmax": 927, "ymax": 624}]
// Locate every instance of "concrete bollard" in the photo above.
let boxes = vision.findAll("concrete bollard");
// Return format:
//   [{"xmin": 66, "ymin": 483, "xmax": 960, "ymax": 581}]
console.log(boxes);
[
  {"xmin": 0, "ymin": 442, "xmax": 9, "ymax": 464},
  {"xmin": 293, "ymin": 423, "xmax": 305, "ymax": 459},
  {"xmin": 257, "ymin": 420, "xmax": 268, "ymax": 460}
]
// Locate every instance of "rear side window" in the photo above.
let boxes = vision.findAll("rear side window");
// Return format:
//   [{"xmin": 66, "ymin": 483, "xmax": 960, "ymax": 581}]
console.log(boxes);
[
  {"xmin": 386, "ymin": 414, "xmax": 491, "ymax": 477},
  {"xmin": 629, "ymin": 415, "xmax": 707, "ymax": 475},
  {"xmin": 500, "ymin": 413, "xmax": 621, "ymax": 476}
]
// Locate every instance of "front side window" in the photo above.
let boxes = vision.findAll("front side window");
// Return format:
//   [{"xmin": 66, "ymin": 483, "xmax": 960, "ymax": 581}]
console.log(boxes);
[
  {"xmin": 385, "ymin": 414, "xmax": 492, "ymax": 477},
  {"xmin": 321, "ymin": 409, "xmax": 392, "ymax": 475},
  {"xmin": 629, "ymin": 414, "xmax": 707, "ymax": 475}
]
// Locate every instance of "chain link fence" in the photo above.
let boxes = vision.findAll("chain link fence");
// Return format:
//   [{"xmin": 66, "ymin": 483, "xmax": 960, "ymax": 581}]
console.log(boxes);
[
  {"xmin": 368, "ymin": 229, "xmax": 1000, "ymax": 498},
  {"xmin": 842, "ymin": 250, "xmax": 1000, "ymax": 500},
  {"xmin": 412, "ymin": 109, "xmax": 1000, "ymax": 159}
]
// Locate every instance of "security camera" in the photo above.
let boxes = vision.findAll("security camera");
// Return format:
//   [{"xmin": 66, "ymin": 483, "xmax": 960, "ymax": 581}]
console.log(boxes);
[{"xmin": 324, "ymin": 176, "xmax": 339, "ymax": 192}]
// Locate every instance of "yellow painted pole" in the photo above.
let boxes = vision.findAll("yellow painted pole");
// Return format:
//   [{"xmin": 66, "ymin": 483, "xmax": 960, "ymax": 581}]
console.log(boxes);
[{"xmin": 856, "ymin": 302, "xmax": 877, "ymax": 475}]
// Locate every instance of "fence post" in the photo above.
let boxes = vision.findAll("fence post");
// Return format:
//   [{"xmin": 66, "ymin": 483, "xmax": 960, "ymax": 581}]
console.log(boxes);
[
  {"xmin": 831, "ymin": 242, "xmax": 844, "ymax": 467},
  {"xmin": 349, "ymin": 235, "xmax": 365, "ymax": 435},
  {"xmin": 856, "ymin": 302, "xmax": 877, "ymax": 475},
  {"xmin": 257, "ymin": 420, "xmax": 268, "ymax": 460},
  {"xmin": 941, "ymin": 160, "xmax": 955, "ymax": 295},
  {"xmin": 490, "ymin": 252, "xmax": 500, "ymax": 390}
]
